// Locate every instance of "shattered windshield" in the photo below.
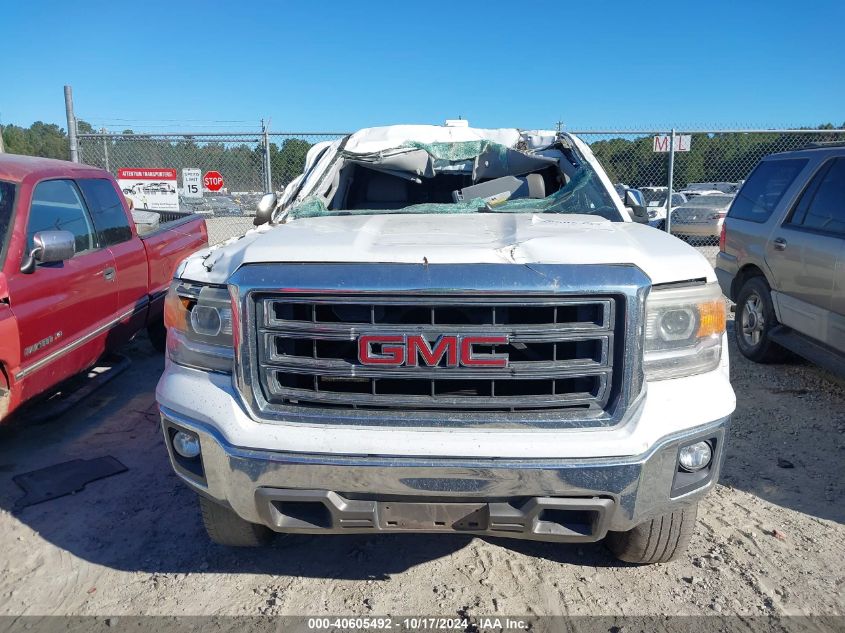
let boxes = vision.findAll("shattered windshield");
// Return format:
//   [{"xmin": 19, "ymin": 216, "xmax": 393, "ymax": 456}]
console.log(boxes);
[{"xmin": 285, "ymin": 139, "xmax": 623, "ymax": 222}]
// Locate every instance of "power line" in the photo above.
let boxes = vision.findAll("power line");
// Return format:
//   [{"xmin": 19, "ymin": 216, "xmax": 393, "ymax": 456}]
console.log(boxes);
[{"xmin": 81, "ymin": 117, "xmax": 254, "ymax": 123}]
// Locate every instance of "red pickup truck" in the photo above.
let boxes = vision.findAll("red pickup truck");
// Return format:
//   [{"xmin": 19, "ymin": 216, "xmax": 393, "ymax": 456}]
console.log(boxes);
[{"xmin": 0, "ymin": 155, "xmax": 208, "ymax": 422}]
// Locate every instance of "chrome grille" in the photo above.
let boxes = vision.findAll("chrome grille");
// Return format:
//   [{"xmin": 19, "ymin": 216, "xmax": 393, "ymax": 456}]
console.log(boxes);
[
  {"xmin": 254, "ymin": 295, "xmax": 618, "ymax": 412},
  {"xmin": 232, "ymin": 263, "xmax": 648, "ymax": 428}
]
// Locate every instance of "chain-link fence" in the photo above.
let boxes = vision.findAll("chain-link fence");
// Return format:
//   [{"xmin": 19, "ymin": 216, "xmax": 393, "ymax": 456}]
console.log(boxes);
[
  {"xmin": 78, "ymin": 130, "xmax": 345, "ymax": 245},
  {"xmin": 78, "ymin": 127, "xmax": 845, "ymax": 251},
  {"xmin": 575, "ymin": 128, "xmax": 845, "ymax": 263}
]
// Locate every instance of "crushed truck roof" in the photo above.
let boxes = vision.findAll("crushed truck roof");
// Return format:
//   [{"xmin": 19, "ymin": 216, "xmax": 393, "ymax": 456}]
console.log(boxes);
[{"xmin": 278, "ymin": 124, "xmax": 626, "ymax": 223}]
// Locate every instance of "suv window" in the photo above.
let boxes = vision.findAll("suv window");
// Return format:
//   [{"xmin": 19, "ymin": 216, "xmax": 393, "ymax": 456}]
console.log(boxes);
[
  {"xmin": 77, "ymin": 178, "xmax": 132, "ymax": 246},
  {"xmin": 788, "ymin": 158, "xmax": 845, "ymax": 237},
  {"xmin": 27, "ymin": 180, "xmax": 97, "ymax": 255},
  {"xmin": 729, "ymin": 158, "xmax": 807, "ymax": 223}
]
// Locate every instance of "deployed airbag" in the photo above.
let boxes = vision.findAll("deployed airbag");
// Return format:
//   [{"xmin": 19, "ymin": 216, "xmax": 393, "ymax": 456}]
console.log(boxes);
[
  {"xmin": 472, "ymin": 145, "xmax": 557, "ymax": 180},
  {"xmin": 343, "ymin": 148, "xmax": 435, "ymax": 178},
  {"xmin": 453, "ymin": 174, "xmax": 546, "ymax": 203}
]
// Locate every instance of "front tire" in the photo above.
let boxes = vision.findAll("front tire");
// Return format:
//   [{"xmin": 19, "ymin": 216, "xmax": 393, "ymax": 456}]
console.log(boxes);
[
  {"xmin": 199, "ymin": 496, "xmax": 273, "ymax": 547},
  {"xmin": 605, "ymin": 504, "xmax": 698, "ymax": 564},
  {"xmin": 734, "ymin": 276, "xmax": 786, "ymax": 363}
]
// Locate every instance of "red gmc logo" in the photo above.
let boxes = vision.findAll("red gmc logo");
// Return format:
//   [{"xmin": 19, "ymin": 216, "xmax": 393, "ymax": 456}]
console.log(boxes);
[{"xmin": 358, "ymin": 334, "xmax": 509, "ymax": 368}]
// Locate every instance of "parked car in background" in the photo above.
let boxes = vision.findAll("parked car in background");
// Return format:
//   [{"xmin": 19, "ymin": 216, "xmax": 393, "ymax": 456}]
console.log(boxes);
[
  {"xmin": 614, "ymin": 184, "xmax": 648, "ymax": 223},
  {"xmin": 671, "ymin": 195, "xmax": 735, "ymax": 244},
  {"xmin": 0, "ymin": 155, "xmax": 208, "ymax": 423},
  {"xmin": 685, "ymin": 182, "xmax": 740, "ymax": 195},
  {"xmin": 716, "ymin": 144, "xmax": 845, "ymax": 376},
  {"xmin": 641, "ymin": 187, "xmax": 687, "ymax": 229},
  {"xmin": 678, "ymin": 188, "xmax": 726, "ymax": 199}
]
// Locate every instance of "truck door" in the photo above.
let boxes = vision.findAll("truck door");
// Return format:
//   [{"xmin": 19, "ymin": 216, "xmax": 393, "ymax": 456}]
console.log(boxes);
[
  {"xmin": 7, "ymin": 179, "xmax": 118, "ymax": 402},
  {"xmin": 77, "ymin": 177, "xmax": 149, "ymax": 344},
  {"xmin": 767, "ymin": 157, "xmax": 845, "ymax": 348}
]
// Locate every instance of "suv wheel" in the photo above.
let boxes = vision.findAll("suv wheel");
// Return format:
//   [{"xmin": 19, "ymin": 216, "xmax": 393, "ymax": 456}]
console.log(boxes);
[
  {"xmin": 199, "ymin": 496, "xmax": 273, "ymax": 547},
  {"xmin": 734, "ymin": 276, "xmax": 786, "ymax": 363},
  {"xmin": 605, "ymin": 504, "xmax": 698, "ymax": 564}
]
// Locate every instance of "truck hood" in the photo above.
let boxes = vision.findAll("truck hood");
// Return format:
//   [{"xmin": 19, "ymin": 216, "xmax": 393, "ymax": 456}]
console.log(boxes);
[{"xmin": 181, "ymin": 213, "xmax": 716, "ymax": 285}]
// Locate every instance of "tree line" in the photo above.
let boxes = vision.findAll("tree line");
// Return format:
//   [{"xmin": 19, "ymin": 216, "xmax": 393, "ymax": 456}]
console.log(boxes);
[
  {"xmin": 588, "ymin": 124, "xmax": 845, "ymax": 188},
  {"xmin": 3, "ymin": 120, "xmax": 844, "ymax": 192},
  {"xmin": 0, "ymin": 120, "xmax": 317, "ymax": 192}
]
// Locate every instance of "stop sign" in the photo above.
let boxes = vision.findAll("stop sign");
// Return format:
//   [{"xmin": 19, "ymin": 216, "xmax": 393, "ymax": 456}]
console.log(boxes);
[{"xmin": 203, "ymin": 171, "xmax": 224, "ymax": 192}]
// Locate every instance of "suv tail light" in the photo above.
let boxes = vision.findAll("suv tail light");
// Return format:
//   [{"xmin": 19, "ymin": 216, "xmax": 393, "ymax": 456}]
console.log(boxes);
[{"xmin": 719, "ymin": 223, "xmax": 726, "ymax": 252}]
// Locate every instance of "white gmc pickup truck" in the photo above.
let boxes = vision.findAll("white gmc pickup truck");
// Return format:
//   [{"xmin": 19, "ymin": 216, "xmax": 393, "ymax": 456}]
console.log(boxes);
[{"xmin": 156, "ymin": 125, "xmax": 735, "ymax": 564}]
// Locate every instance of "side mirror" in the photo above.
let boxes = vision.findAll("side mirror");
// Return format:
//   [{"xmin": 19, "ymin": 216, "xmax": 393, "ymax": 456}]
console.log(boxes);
[
  {"xmin": 20, "ymin": 230, "xmax": 76, "ymax": 274},
  {"xmin": 623, "ymin": 190, "xmax": 649, "ymax": 224},
  {"xmin": 254, "ymin": 192, "xmax": 278, "ymax": 226}
]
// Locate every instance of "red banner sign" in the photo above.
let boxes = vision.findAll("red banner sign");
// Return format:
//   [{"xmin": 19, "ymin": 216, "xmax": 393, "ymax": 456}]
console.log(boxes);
[{"xmin": 117, "ymin": 168, "xmax": 178, "ymax": 180}]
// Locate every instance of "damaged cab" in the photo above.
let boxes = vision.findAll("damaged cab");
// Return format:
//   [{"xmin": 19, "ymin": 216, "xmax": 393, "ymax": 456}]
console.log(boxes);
[{"xmin": 157, "ymin": 125, "xmax": 735, "ymax": 564}]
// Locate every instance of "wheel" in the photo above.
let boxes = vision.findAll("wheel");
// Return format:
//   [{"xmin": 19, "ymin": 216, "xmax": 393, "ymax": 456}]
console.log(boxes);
[
  {"xmin": 147, "ymin": 319, "xmax": 167, "ymax": 353},
  {"xmin": 605, "ymin": 504, "xmax": 698, "ymax": 564},
  {"xmin": 734, "ymin": 276, "xmax": 787, "ymax": 363},
  {"xmin": 199, "ymin": 495, "xmax": 273, "ymax": 547}
]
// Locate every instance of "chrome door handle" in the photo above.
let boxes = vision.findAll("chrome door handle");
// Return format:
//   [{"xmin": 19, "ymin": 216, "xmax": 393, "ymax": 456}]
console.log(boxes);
[
  {"xmin": 103, "ymin": 267, "xmax": 116, "ymax": 281},
  {"xmin": 773, "ymin": 237, "xmax": 787, "ymax": 251}
]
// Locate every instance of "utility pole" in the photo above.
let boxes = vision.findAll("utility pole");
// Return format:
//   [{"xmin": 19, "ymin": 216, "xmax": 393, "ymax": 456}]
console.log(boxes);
[
  {"xmin": 0, "ymin": 124, "xmax": 5, "ymax": 154},
  {"xmin": 64, "ymin": 85, "xmax": 79, "ymax": 162},
  {"xmin": 262, "ymin": 118, "xmax": 273, "ymax": 193},
  {"xmin": 101, "ymin": 128, "xmax": 110, "ymax": 172},
  {"xmin": 666, "ymin": 128, "xmax": 676, "ymax": 234},
  {"xmin": 555, "ymin": 119, "xmax": 564, "ymax": 133}
]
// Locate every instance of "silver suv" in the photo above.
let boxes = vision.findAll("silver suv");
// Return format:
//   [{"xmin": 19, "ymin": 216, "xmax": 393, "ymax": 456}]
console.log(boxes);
[{"xmin": 716, "ymin": 143, "xmax": 845, "ymax": 375}]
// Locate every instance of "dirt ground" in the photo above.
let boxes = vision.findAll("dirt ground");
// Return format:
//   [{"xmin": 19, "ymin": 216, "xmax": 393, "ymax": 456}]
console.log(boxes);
[{"xmin": 0, "ymin": 322, "xmax": 843, "ymax": 618}]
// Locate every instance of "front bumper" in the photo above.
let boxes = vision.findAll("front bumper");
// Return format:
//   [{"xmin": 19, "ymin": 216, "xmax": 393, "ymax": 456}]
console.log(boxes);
[{"xmin": 160, "ymin": 406, "xmax": 729, "ymax": 542}]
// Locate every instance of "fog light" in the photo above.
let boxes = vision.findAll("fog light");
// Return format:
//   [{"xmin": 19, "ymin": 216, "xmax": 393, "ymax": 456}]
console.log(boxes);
[
  {"xmin": 172, "ymin": 430, "xmax": 201, "ymax": 459},
  {"xmin": 679, "ymin": 441, "xmax": 712, "ymax": 472}
]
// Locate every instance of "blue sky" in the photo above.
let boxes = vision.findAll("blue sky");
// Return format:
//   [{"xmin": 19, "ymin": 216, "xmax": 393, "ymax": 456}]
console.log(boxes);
[{"xmin": 2, "ymin": 0, "xmax": 844, "ymax": 133}]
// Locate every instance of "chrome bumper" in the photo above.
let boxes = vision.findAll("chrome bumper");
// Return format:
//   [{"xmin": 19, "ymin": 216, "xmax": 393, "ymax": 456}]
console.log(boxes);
[{"xmin": 160, "ymin": 406, "xmax": 729, "ymax": 542}]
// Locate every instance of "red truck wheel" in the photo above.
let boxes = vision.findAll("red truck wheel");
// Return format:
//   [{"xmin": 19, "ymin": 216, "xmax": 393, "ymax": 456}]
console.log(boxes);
[{"xmin": 147, "ymin": 321, "xmax": 167, "ymax": 353}]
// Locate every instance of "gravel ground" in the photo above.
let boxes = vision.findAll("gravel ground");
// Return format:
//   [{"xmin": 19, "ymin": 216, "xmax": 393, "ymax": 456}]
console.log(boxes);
[
  {"xmin": 0, "ymin": 322, "xmax": 842, "ymax": 617},
  {"xmin": 204, "ymin": 216, "xmax": 255, "ymax": 246}
]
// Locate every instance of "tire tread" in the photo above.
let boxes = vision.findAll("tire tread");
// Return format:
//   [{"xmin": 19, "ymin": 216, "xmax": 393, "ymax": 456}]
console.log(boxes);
[
  {"xmin": 606, "ymin": 505, "xmax": 698, "ymax": 564},
  {"xmin": 199, "ymin": 495, "xmax": 272, "ymax": 547}
]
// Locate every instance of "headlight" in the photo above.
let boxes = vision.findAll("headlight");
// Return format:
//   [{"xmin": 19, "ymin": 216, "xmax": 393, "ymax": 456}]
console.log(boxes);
[
  {"xmin": 643, "ymin": 282, "xmax": 725, "ymax": 380},
  {"xmin": 163, "ymin": 280, "xmax": 234, "ymax": 373}
]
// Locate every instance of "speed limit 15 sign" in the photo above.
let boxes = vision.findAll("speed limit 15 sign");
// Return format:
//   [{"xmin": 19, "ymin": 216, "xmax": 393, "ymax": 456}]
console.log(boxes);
[{"xmin": 182, "ymin": 168, "xmax": 202, "ymax": 198}]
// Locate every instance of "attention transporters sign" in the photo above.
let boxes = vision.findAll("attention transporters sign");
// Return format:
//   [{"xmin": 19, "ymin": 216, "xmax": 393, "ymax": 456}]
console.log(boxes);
[{"xmin": 117, "ymin": 168, "xmax": 180, "ymax": 211}]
